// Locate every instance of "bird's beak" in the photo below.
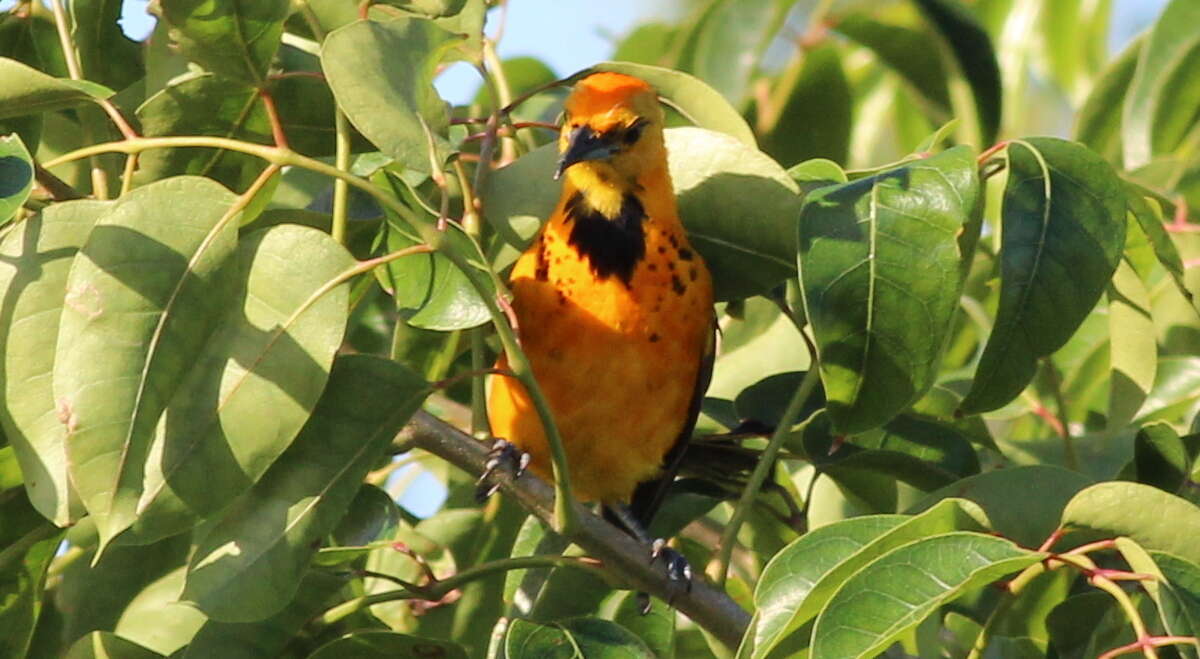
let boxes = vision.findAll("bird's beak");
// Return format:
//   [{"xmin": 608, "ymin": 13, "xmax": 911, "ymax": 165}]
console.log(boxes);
[{"xmin": 555, "ymin": 125, "xmax": 619, "ymax": 179}]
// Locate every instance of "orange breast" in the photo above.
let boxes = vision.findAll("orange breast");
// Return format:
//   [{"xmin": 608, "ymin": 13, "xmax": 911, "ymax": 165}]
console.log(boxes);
[{"xmin": 487, "ymin": 196, "xmax": 713, "ymax": 503}]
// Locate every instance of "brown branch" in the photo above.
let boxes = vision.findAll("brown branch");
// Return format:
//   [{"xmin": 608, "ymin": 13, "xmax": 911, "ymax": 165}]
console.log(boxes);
[{"xmin": 397, "ymin": 410, "xmax": 752, "ymax": 649}]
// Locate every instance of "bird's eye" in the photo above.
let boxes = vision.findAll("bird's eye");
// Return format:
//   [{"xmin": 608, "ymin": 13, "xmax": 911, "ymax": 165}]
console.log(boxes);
[{"xmin": 623, "ymin": 120, "xmax": 647, "ymax": 145}]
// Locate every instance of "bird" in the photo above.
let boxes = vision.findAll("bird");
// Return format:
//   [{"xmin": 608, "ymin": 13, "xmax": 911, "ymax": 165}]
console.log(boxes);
[{"xmin": 485, "ymin": 71, "xmax": 716, "ymax": 550}]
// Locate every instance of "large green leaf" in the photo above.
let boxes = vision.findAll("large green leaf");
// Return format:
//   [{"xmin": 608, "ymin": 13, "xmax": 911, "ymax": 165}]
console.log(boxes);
[
  {"xmin": 1125, "ymin": 186, "xmax": 1193, "ymax": 306},
  {"xmin": 126, "ymin": 224, "xmax": 354, "ymax": 543},
  {"xmin": 64, "ymin": 632, "xmax": 164, "ymax": 659},
  {"xmin": 0, "ymin": 57, "xmax": 112, "ymax": 119},
  {"xmin": 810, "ymin": 532, "xmax": 1041, "ymax": 659},
  {"xmin": 53, "ymin": 176, "xmax": 240, "ymax": 550},
  {"xmin": 0, "ymin": 200, "xmax": 108, "ymax": 525},
  {"xmin": 960, "ymin": 138, "xmax": 1126, "ymax": 414},
  {"xmin": 1074, "ymin": 36, "xmax": 1140, "ymax": 163},
  {"xmin": 1121, "ymin": 0, "xmax": 1200, "ymax": 169},
  {"xmin": 1107, "ymin": 259, "xmax": 1157, "ymax": 428},
  {"xmin": 156, "ymin": 0, "xmax": 290, "ymax": 85},
  {"xmin": 909, "ymin": 465, "xmax": 1092, "ymax": 546},
  {"xmin": 835, "ymin": 14, "xmax": 950, "ymax": 110},
  {"xmin": 1061, "ymin": 481, "xmax": 1200, "ymax": 565},
  {"xmin": 68, "ymin": 0, "xmax": 144, "ymax": 91},
  {"xmin": 912, "ymin": 0, "xmax": 1002, "ymax": 145},
  {"xmin": 676, "ymin": 0, "xmax": 790, "ymax": 106},
  {"xmin": 308, "ymin": 631, "xmax": 468, "ymax": 659},
  {"xmin": 592, "ymin": 61, "xmax": 757, "ymax": 146},
  {"xmin": 750, "ymin": 498, "xmax": 986, "ymax": 658},
  {"xmin": 759, "ymin": 44, "xmax": 852, "ymax": 167},
  {"xmin": 505, "ymin": 617, "xmax": 654, "ymax": 658},
  {"xmin": 612, "ymin": 590, "xmax": 676, "ymax": 659},
  {"xmin": 182, "ymin": 355, "xmax": 430, "ymax": 622},
  {"xmin": 799, "ymin": 145, "xmax": 981, "ymax": 433},
  {"xmin": 322, "ymin": 17, "xmax": 457, "ymax": 173},
  {"xmin": 0, "ymin": 489, "xmax": 64, "ymax": 659},
  {"xmin": 181, "ymin": 571, "xmax": 345, "ymax": 659},
  {"xmin": 0, "ymin": 133, "xmax": 33, "ymax": 224},
  {"xmin": 484, "ymin": 126, "xmax": 800, "ymax": 301}
]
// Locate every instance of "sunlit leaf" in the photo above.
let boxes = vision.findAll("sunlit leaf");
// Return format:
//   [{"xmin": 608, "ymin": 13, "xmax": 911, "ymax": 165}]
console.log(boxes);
[
  {"xmin": 0, "ymin": 133, "xmax": 33, "ymax": 224},
  {"xmin": 156, "ymin": 0, "xmax": 290, "ymax": 85},
  {"xmin": 309, "ymin": 631, "xmax": 468, "ymax": 659},
  {"xmin": 505, "ymin": 617, "xmax": 654, "ymax": 658},
  {"xmin": 0, "ymin": 57, "xmax": 112, "ymax": 119}
]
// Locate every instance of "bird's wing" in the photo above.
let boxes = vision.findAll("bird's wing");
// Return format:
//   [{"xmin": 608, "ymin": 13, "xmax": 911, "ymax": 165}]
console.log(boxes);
[{"xmin": 628, "ymin": 315, "xmax": 717, "ymax": 530}]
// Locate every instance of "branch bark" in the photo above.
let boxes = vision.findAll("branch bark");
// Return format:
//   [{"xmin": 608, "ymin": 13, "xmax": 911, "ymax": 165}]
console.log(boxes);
[{"xmin": 398, "ymin": 410, "xmax": 751, "ymax": 650}]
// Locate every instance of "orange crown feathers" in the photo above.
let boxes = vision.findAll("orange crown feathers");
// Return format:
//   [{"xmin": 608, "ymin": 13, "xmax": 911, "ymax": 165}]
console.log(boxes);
[{"xmin": 564, "ymin": 72, "xmax": 658, "ymax": 121}]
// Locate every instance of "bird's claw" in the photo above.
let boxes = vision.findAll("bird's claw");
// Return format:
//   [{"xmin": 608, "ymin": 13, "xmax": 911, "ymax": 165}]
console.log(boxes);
[
  {"xmin": 648, "ymin": 538, "xmax": 692, "ymax": 609},
  {"xmin": 475, "ymin": 438, "xmax": 530, "ymax": 502}
]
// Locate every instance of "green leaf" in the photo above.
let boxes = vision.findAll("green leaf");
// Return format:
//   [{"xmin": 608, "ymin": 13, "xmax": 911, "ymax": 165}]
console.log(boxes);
[
  {"xmin": 1062, "ymin": 481, "xmax": 1200, "ymax": 565},
  {"xmin": 751, "ymin": 498, "xmax": 987, "ymax": 658},
  {"xmin": 612, "ymin": 591, "xmax": 676, "ymax": 659},
  {"xmin": 111, "ymin": 565, "xmax": 207, "ymax": 654},
  {"xmin": 183, "ymin": 354, "xmax": 430, "ymax": 622},
  {"xmin": 677, "ymin": 0, "xmax": 789, "ymax": 106},
  {"xmin": 1121, "ymin": 0, "xmax": 1200, "ymax": 168},
  {"xmin": 612, "ymin": 23, "xmax": 676, "ymax": 67},
  {"xmin": 1125, "ymin": 186, "xmax": 1193, "ymax": 306},
  {"xmin": 810, "ymin": 532, "xmax": 1041, "ymax": 659},
  {"xmin": 0, "ymin": 200, "xmax": 108, "ymax": 525},
  {"xmin": 156, "ymin": 0, "xmax": 290, "ymax": 85},
  {"xmin": 181, "ymin": 571, "xmax": 345, "ymax": 659},
  {"xmin": 960, "ymin": 138, "xmax": 1127, "ymax": 414},
  {"xmin": 1074, "ymin": 36, "xmax": 1141, "ymax": 163},
  {"xmin": 322, "ymin": 17, "xmax": 458, "ymax": 174},
  {"xmin": 0, "ymin": 133, "xmax": 33, "ymax": 224},
  {"xmin": 799, "ymin": 146, "xmax": 981, "ymax": 433},
  {"xmin": 484, "ymin": 126, "xmax": 801, "ymax": 301},
  {"xmin": 759, "ymin": 44, "xmax": 852, "ymax": 167},
  {"xmin": 505, "ymin": 617, "xmax": 654, "ymax": 658},
  {"xmin": 1137, "ymin": 357, "xmax": 1200, "ymax": 424},
  {"xmin": 0, "ymin": 489, "xmax": 64, "ymax": 659},
  {"xmin": 909, "ymin": 465, "xmax": 1093, "ymax": 547},
  {"xmin": 68, "ymin": 0, "xmax": 144, "ymax": 91},
  {"xmin": 53, "ymin": 176, "xmax": 241, "ymax": 550},
  {"xmin": 1115, "ymin": 539, "xmax": 1200, "ymax": 653},
  {"xmin": 912, "ymin": 0, "xmax": 1002, "ymax": 145},
  {"xmin": 375, "ymin": 178, "xmax": 490, "ymax": 330},
  {"xmin": 64, "ymin": 632, "xmax": 164, "ymax": 659},
  {"xmin": 835, "ymin": 14, "xmax": 950, "ymax": 110},
  {"xmin": 0, "ymin": 57, "xmax": 112, "ymax": 119},
  {"xmin": 1108, "ymin": 259, "xmax": 1157, "ymax": 428},
  {"xmin": 126, "ymin": 223, "xmax": 355, "ymax": 543},
  {"xmin": 801, "ymin": 412, "xmax": 981, "ymax": 491},
  {"xmin": 592, "ymin": 61, "xmax": 757, "ymax": 147},
  {"xmin": 308, "ymin": 631, "xmax": 468, "ymax": 659}
]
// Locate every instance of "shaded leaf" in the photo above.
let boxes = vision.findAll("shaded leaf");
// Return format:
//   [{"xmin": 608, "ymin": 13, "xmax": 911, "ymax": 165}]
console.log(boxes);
[
  {"xmin": 835, "ymin": 14, "xmax": 950, "ymax": 110},
  {"xmin": 53, "ymin": 176, "xmax": 240, "ymax": 549},
  {"xmin": 1121, "ymin": 0, "xmax": 1200, "ymax": 168},
  {"xmin": 126, "ymin": 223, "xmax": 354, "ymax": 543},
  {"xmin": 1125, "ymin": 185, "xmax": 1193, "ymax": 305},
  {"xmin": 0, "ymin": 57, "xmax": 112, "ymax": 119},
  {"xmin": 799, "ymin": 146, "xmax": 981, "ymax": 433},
  {"xmin": 183, "ymin": 355, "xmax": 430, "ymax": 622},
  {"xmin": 322, "ymin": 17, "xmax": 458, "ymax": 173},
  {"xmin": 760, "ymin": 44, "xmax": 852, "ymax": 167},
  {"xmin": 156, "ymin": 0, "xmax": 290, "ymax": 85},
  {"xmin": 309, "ymin": 631, "xmax": 468, "ymax": 659},
  {"xmin": 505, "ymin": 617, "xmax": 654, "ymax": 658},
  {"xmin": 912, "ymin": 0, "xmax": 1002, "ymax": 145},
  {"xmin": 811, "ymin": 532, "xmax": 1041, "ymax": 658},
  {"xmin": 960, "ymin": 138, "xmax": 1126, "ymax": 414},
  {"xmin": 64, "ymin": 632, "xmax": 164, "ymax": 659},
  {"xmin": 612, "ymin": 590, "xmax": 675, "ymax": 659},
  {"xmin": 1074, "ymin": 36, "xmax": 1141, "ymax": 163},
  {"xmin": 111, "ymin": 565, "xmax": 207, "ymax": 655},
  {"xmin": 0, "ymin": 133, "xmax": 33, "ymax": 224},
  {"xmin": 1062, "ymin": 481, "xmax": 1200, "ymax": 565},
  {"xmin": 0, "ymin": 200, "xmax": 108, "ymax": 525},
  {"xmin": 1108, "ymin": 259, "xmax": 1157, "ymax": 428},
  {"xmin": 68, "ymin": 0, "xmax": 144, "ymax": 91},
  {"xmin": 0, "ymin": 489, "xmax": 64, "ymax": 659},
  {"xmin": 679, "ymin": 0, "xmax": 788, "ymax": 105}
]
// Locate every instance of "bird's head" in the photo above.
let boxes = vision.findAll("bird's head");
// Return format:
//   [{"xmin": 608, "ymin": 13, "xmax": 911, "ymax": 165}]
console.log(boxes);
[{"xmin": 555, "ymin": 72, "xmax": 666, "ymax": 189}]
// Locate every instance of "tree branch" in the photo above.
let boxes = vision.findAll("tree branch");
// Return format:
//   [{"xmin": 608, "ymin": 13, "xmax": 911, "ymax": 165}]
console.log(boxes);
[{"xmin": 398, "ymin": 410, "xmax": 751, "ymax": 650}]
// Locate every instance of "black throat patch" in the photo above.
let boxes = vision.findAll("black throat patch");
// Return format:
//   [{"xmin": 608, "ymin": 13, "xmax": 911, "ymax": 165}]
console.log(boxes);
[{"xmin": 563, "ymin": 191, "xmax": 646, "ymax": 285}]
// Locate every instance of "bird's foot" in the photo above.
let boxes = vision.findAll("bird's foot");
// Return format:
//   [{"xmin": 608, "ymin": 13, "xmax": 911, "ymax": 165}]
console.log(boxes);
[
  {"xmin": 646, "ymin": 538, "xmax": 692, "ymax": 610},
  {"xmin": 474, "ymin": 438, "xmax": 530, "ymax": 502}
]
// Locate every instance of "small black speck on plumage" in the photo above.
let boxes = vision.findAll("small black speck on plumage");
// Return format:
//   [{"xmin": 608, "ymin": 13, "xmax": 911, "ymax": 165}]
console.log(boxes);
[{"xmin": 671, "ymin": 275, "xmax": 686, "ymax": 295}]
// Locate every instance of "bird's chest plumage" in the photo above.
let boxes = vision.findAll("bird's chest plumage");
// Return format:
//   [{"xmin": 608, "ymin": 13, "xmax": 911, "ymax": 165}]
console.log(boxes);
[{"xmin": 488, "ymin": 189, "xmax": 713, "ymax": 502}]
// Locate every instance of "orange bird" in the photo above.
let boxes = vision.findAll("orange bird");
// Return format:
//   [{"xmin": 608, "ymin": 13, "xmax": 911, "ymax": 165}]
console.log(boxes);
[{"xmin": 487, "ymin": 72, "xmax": 715, "ymax": 535}]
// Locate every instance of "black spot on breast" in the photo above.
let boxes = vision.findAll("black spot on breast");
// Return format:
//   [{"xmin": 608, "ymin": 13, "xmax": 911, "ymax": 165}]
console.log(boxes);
[
  {"xmin": 647, "ymin": 263, "xmax": 657, "ymax": 272},
  {"xmin": 678, "ymin": 248, "xmax": 693, "ymax": 261},
  {"xmin": 657, "ymin": 246, "xmax": 666, "ymax": 254},
  {"xmin": 563, "ymin": 191, "xmax": 646, "ymax": 285},
  {"xmin": 668, "ymin": 234, "xmax": 679, "ymax": 248},
  {"xmin": 535, "ymin": 237, "xmax": 549, "ymax": 282},
  {"xmin": 689, "ymin": 267, "xmax": 698, "ymax": 282},
  {"xmin": 671, "ymin": 274, "xmax": 686, "ymax": 295},
  {"xmin": 649, "ymin": 333, "xmax": 660, "ymax": 342}
]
